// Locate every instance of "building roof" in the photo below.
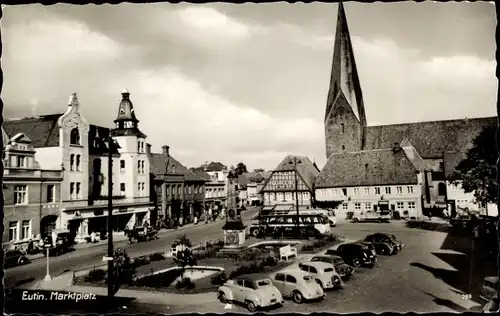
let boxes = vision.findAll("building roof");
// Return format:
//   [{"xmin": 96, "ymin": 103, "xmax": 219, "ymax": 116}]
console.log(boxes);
[
  {"xmin": 205, "ymin": 161, "xmax": 227, "ymax": 172},
  {"xmin": 273, "ymin": 155, "xmax": 320, "ymax": 190},
  {"xmin": 245, "ymin": 171, "xmax": 266, "ymax": 183},
  {"xmin": 189, "ymin": 167, "xmax": 211, "ymax": 181},
  {"xmin": 363, "ymin": 117, "xmax": 497, "ymax": 158},
  {"xmin": 3, "ymin": 114, "xmax": 63, "ymax": 148},
  {"xmin": 89, "ymin": 125, "xmax": 120, "ymax": 156},
  {"xmin": 316, "ymin": 148, "xmax": 419, "ymax": 188},
  {"xmin": 148, "ymin": 152, "xmax": 206, "ymax": 183}
]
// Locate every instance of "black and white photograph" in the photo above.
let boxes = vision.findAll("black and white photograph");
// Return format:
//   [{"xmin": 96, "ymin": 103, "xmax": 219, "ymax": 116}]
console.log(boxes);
[{"xmin": 1, "ymin": 1, "xmax": 498, "ymax": 314}]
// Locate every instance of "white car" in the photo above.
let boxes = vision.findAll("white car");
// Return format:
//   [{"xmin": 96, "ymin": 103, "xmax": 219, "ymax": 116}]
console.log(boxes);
[
  {"xmin": 298, "ymin": 261, "xmax": 343, "ymax": 290},
  {"xmin": 272, "ymin": 270, "xmax": 325, "ymax": 304}
]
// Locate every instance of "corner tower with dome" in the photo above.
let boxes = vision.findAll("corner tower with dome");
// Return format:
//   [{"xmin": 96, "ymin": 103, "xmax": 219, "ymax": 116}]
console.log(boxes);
[{"xmin": 112, "ymin": 90, "xmax": 150, "ymax": 215}]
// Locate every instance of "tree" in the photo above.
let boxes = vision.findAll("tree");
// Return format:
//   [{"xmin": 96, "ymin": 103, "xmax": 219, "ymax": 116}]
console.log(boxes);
[
  {"xmin": 449, "ymin": 125, "xmax": 498, "ymax": 208},
  {"xmin": 172, "ymin": 235, "xmax": 196, "ymax": 283},
  {"xmin": 235, "ymin": 162, "xmax": 248, "ymax": 175}
]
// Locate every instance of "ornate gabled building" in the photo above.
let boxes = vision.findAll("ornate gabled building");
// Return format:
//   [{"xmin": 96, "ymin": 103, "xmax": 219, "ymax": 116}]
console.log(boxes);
[
  {"xmin": 148, "ymin": 145, "xmax": 206, "ymax": 224},
  {"xmin": 3, "ymin": 91, "xmax": 154, "ymax": 243},
  {"xmin": 318, "ymin": 3, "xmax": 497, "ymax": 218},
  {"xmin": 260, "ymin": 155, "xmax": 320, "ymax": 208}
]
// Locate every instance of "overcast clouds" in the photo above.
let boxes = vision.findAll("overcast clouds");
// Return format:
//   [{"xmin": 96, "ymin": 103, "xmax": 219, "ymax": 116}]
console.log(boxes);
[{"xmin": 1, "ymin": 2, "xmax": 497, "ymax": 170}]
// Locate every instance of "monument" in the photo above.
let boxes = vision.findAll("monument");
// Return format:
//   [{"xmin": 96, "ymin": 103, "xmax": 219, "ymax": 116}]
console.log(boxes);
[{"xmin": 220, "ymin": 168, "xmax": 246, "ymax": 254}]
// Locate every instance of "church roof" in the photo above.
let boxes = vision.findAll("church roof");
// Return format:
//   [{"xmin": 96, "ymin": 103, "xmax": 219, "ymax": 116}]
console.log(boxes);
[
  {"xmin": 115, "ymin": 89, "xmax": 138, "ymax": 123},
  {"xmin": 148, "ymin": 151, "xmax": 206, "ymax": 183},
  {"xmin": 363, "ymin": 116, "xmax": 497, "ymax": 158},
  {"xmin": 205, "ymin": 161, "xmax": 228, "ymax": 172},
  {"xmin": 316, "ymin": 148, "xmax": 419, "ymax": 188},
  {"xmin": 3, "ymin": 114, "xmax": 63, "ymax": 148}
]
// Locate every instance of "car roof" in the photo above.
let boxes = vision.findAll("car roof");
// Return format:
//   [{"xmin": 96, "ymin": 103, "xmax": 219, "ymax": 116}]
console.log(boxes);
[
  {"xmin": 235, "ymin": 274, "xmax": 270, "ymax": 282},
  {"xmin": 314, "ymin": 254, "xmax": 341, "ymax": 260},
  {"xmin": 484, "ymin": 276, "xmax": 499, "ymax": 283},
  {"xmin": 276, "ymin": 270, "xmax": 310, "ymax": 277},
  {"xmin": 301, "ymin": 261, "xmax": 332, "ymax": 268}
]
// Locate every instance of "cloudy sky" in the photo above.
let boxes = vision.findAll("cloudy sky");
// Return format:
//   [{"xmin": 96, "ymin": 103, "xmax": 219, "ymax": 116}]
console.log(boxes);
[{"xmin": 2, "ymin": 2, "xmax": 497, "ymax": 171}]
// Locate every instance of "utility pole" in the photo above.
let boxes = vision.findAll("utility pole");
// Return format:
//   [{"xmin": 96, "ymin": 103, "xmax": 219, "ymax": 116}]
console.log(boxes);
[
  {"xmin": 107, "ymin": 135, "xmax": 115, "ymax": 301},
  {"xmin": 289, "ymin": 158, "xmax": 301, "ymax": 237}
]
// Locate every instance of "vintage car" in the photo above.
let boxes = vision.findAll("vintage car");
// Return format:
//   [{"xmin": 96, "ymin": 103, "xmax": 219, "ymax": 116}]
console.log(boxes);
[
  {"xmin": 218, "ymin": 274, "xmax": 284, "ymax": 312},
  {"xmin": 4, "ymin": 250, "xmax": 30, "ymax": 268},
  {"xmin": 310, "ymin": 255, "xmax": 354, "ymax": 279},
  {"xmin": 298, "ymin": 261, "xmax": 343, "ymax": 290},
  {"xmin": 272, "ymin": 270, "xmax": 324, "ymax": 303},
  {"xmin": 361, "ymin": 235, "xmax": 395, "ymax": 255},
  {"xmin": 480, "ymin": 276, "xmax": 499, "ymax": 301},
  {"xmin": 325, "ymin": 243, "xmax": 377, "ymax": 268},
  {"xmin": 483, "ymin": 291, "xmax": 499, "ymax": 313}
]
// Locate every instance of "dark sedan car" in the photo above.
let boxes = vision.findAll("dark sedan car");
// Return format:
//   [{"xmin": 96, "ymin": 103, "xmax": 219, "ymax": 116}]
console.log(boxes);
[
  {"xmin": 325, "ymin": 243, "xmax": 376, "ymax": 268},
  {"xmin": 365, "ymin": 233, "xmax": 404, "ymax": 254},
  {"xmin": 4, "ymin": 250, "xmax": 30, "ymax": 268},
  {"xmin": 310, "ymin": 255, "xmax": 354, "ymax": 279}
]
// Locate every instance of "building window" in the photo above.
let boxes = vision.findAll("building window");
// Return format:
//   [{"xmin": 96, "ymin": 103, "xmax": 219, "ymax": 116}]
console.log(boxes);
[
  {"xmin": 76, "ymin": 155, "xmax": 81, "ymax": 172},
  {"xmin": 364, "ymin": 187, "xmax": 370, "ymax": 195},
  {"xmin": 375, "ymin": 187, "xmax": 381, "ymax": 194},
  {"xmin": 396, "ymin": 186, "xmax": 403, "ymax": 194},
  {"xmin": 397, "ymin": 202, "xmax": 404, "ymax": 210},
  {"xmin": 70, "ymin": 182, "xmax": 75, "ymax": 199},
  {"xmin": 353, "ymin": 188, "xmax": 360, "ymax": 195},
  {"xmin": 76, "ymin": 182, "xmax": 81, "ymax": 199},
  {"xmin": 70, "ymin": 154, "xmax": 75, "ymax": 171},
  {"xmin": 70, "ymin": 127, "xmax": 80, "ymax": 145},
  {"xmin": 364, "ymin": 202, "xmax": 372, "ymax": 210},
  {"xmin": 138, "ymin": 141, "xmax": 141, "ymax": 153},
  {"xmin": 120, "ymin": 160, "xmax": 125, "ymax": 172},
  {"xmin": 14, "ymin": 185, "xmax": 28, "ymax": 205},
  {"xmin": 17, "ymin": 156, "xmax": 26, "ymax": 168},
  {"xmin": 137, "ymin": 161, "xmax": 141, "ymax": 173},
  {"xmin": 439, "ymin": 162, "xmax": 444, "ymax": 171},
  {"xmin": 21, "ymin": 220, "xmax": 31, "ymax": 240},
  {"xmin": 385, "ymin": 187, "xmax": 391, "ymax": 195},
  {"xmin": 9, "ymin": 222, "xmax": 18, "ymax": 242},
  {"xmin": 354, "ymin": 203, "xmax": 361, "ymax": 210},
  {"xmin": 408, "ymin": 201, "xmax": 416, "ymax": 210},
  {"xmin": 47, "ymin": 185, "xmax": 55, "ymax": 203},
  {"xmin": 120, "ymin": 183, "xmax": 126, "ymax": 195},
  {"xmin": 138, "ymin": 183, "xmax": 142, "ymax": 196},
  {"xmin": 340, "ymin": 123, "xmax": 344, "ymax": 134},
  {"xmin": 342, "ymin": 203, "xmax": 348, "ymax": 210},
  {"xmin": 141, "ymin": 183, "xmax": 145, "ymax": 195},
  {"xmin": 141, "ymin": 161, "xmax": 145, "ymax": 174},
  {"xmin": 407, "ymin": 186, "xmax": 414, "ymax": 194},
  {"xmin": 178, "ymin": 186, "xmax": 181, "ymax": 195},
  {"xmin": 188, "ymin": 185, "xmax": 192, "ymax": 194},
  {"xmin": 172, "ymin": 165, "xmax": 176, "ymax": 173},
  {"xmin": 167, "ymin": 185, "xmax": 171, "ymax": 195},
  {"xmin": 438, "ymin": 182, "xmax": 446, "ymax": 196},
  {"xmin": 341, "ymin": 145, "xmax": 345, "ymax": 150}
]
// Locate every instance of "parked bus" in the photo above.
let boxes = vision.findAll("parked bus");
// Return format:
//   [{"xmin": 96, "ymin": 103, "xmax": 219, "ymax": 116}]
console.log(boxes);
[
  {"xmin": 251, "ymin": 208, "xmax": 337, "ymax": 227},
  {"xmin": 247, "ymin": 213, "xmax": 331, "ymax": 238}
]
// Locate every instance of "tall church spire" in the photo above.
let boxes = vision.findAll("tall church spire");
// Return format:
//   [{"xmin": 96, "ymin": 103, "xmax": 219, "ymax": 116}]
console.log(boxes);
[{"xmin": 324, "ymin": 2, "xmax": 366, "ymax": 126}]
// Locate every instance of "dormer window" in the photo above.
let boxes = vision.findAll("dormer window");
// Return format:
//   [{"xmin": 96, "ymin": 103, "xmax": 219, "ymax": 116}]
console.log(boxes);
[
  {"xmin": 70, "ymin": 128, "xmax": 80, "ymax": 145},
  {"xmin": 340, "ymin": 123, "xmax": 344, "ymax": 134},
  {"xmin": 17, "ymin": 156, "xmax": 26, "ymax": 168}
]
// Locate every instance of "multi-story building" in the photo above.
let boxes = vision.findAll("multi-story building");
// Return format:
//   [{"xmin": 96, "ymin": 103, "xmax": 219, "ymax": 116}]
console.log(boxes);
[
  {"xmin": 260, "ymin": 155, "xmax": 320, "ymax": 208},
  {"xmin": 317, "ymin": 3, "xmax": 496, "ymax": 218},
  {"xmin": 3, "ymin": 91, "xmax": 154, "ymax": 243},
  {"xmin": 237, "ymin": 172, "xmax": 269, "ymax": 206},
  {"xmin": 2, "ymin": 131, "xmax": 63, "ymax": 248},
  {"xmin": 191, "ymin": 162, "xmax": 228, "ymax": 209},
  {"xmin": 148, "ymin": 145, "xmax": 206, "ymax": 223}
]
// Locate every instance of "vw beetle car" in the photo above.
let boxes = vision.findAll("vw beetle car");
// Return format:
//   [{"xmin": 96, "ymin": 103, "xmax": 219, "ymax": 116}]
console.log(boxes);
[
  {"xmin": 365, "ymin": 233, "xmax": 404, "ymax": 254},
  {"xmin": 218, "ymin": 274, "xmax": 284, "ymax": 312},
  {"xmin": 4, "ymin": 249, "xmax": 30, "ymax": 268},
  {"xmin": 272, "ymin": 270, "xmax": 324, "ymax": 304},
  {"xmin": 310, "ymin": 255, "xmax": 354, "ymax": 279},
  {"xmin": 298, "ymin": 261, "xmax": 343, "ymax": 290}
]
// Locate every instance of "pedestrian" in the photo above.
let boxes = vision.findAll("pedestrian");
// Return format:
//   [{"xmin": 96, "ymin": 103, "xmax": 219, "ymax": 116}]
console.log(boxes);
[
  {"xmin": 208, "ymin": 208, "xmax": 213, "ymax": 222},
  {"xmin": 194, "ymin": 214, "xmax": 199, "ymax": 225}
]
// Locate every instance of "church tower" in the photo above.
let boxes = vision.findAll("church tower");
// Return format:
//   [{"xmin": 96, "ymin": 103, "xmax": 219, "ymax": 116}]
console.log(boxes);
[
  {"xmin": 112, "ymin": 89, "xmax": 149, "ymax": 203},
  {"xmin": 324, "ymin": 2, "xmax": 367, "ymax": 159}
]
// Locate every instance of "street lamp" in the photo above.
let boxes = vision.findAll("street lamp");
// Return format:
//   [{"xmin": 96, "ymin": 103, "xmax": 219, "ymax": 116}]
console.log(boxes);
[
  {"xmin": 44, "ymin": 246, "xmax": 52, "ymax": 281},
  {"xmin": 289, "ymin": 157, "xmax": 301, "ymax": 237}
]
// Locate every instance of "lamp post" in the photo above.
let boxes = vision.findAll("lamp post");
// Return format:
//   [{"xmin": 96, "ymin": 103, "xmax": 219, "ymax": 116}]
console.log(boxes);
[
  {"xmin": 289, "ymin": 157, "xmax": 301, "ymax": 237},
  {"xmin": 44, "ymin": 247, "xmax": 51, "ymax": 281}
]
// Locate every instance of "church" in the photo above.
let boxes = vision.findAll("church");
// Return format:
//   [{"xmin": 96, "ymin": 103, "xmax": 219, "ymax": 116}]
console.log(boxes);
[{"xmin": 315, "ymin": 3, "xmax": 497, "ymax": 219}]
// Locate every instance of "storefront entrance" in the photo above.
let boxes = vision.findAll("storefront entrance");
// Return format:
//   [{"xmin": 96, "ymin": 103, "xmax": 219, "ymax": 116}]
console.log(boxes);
[{"xmin": 40, "ymin": 215, "xmax": 58, "ymax": 239}]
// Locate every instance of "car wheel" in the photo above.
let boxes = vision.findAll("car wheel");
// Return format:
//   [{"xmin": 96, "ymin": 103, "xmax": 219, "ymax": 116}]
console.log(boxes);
[
  {"xmin": 251, "ymin": 229, "xmax": 260, "ymax": 237},
  {"xmin": 292, "ymin": 291, "xmax": 304, "ymax": 304},
  {"xmin": 218, "ymin": 291, "xmax": 227, "ymax": 303},
  {"xmin": 333, "ymin": 276, "xmax": 343, "ymax": 289},
  {"xmin": 246, "ymin": 301, "xmax": 257, "ymax": 312},
  {"xmin": 380, "ymin": 247, "xmax": 388, "ymax": 255},
  {"xmin": 19, "ymin": 257, "xmax": 29, "ymax": 265},
  {"xmin": 352, "ymin": 258, "xmax": 361, "ymax": 267},
  {"xmin": 352, "ymin": 218, "xmax": 359, "ymax": 223}
]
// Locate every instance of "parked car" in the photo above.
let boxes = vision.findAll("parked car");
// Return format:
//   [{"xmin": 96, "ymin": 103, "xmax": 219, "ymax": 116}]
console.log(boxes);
[
  {"xmin": 362, "ymin": 234, "xmax": 398, "ymax": 255},
  {"xmin": 480, "ymin": 276, "xmax": 499, "ymax": 301},
  {"xmin": 325, "ymin": 243, "xmax": 377, "ymax": 268},
  {"xmin": 218, "ymin": 274, "xmax": 284, "ymax": 312},
  {"xmin": 310, "ymin": 255, "xmax": 354, "ymax": 279},
  {"xmin": 272, "ymin": 270, "xmax": 324, "ymax": 303},
  {"xmin": 4, "ymin": 250, "xmax": 30, "ymax": 268},
  {"xmin": 366, "ymin": 233, "xmax": 404, "ymax": 254},
  {"xmin": 298, "ymin": 261, "xmax": 343, "ymax": 290},
  {"xmin": 483, "ymin": 291, "xmax": 499, "ymax": 313},
  {"xmin": 355, "ymin": 241, "xmax": 377, "ymax": 256}
]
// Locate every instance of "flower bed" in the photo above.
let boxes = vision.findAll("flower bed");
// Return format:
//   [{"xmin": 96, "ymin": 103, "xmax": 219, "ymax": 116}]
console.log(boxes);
[{"xmin": 300, "ymin": 234, "xmax": 344, "ymax": 254}]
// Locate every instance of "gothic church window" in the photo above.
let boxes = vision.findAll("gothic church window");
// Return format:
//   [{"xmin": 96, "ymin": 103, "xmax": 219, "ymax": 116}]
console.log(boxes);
[
  {"xmin": 70, "ymin": 128, "xmax": 80, "ymax": 145},
  {"xmin": 340, "ymin": 123, "xmax": 345, "ymax": 134}
]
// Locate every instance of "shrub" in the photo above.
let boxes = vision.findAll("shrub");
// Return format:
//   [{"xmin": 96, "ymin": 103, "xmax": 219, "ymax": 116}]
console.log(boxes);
[
  {"xmin": 301, "ymin": 244, "xmax": 314, "ymax": 252},
  {"xmin": 211, "ymin": 272, "xmax": 228, "ymax": 285},
  {"xmin": 346, "ymin": 211, "xmax": 354, "ymax": 220},
  {"xmin": 175, "ymin": 277, "xmax": 195, "ymax": 290},
  {"xmin": 85, "ymin": 268, "xmax": 106, "ymax": 283},
  {"xmin": 133, "ymin": 256, "xmax": 150, "ymax": 268},
  {"xmin": 263, "ymin": 256, "xmax": 277, "ymax": 267},
  {"xmin": 149, "ymin": 252, "xmax": 165, "ymax": 262},
  {"xmin": 392, "ymin": 211, "xmax": 401, "ymax": 220}
]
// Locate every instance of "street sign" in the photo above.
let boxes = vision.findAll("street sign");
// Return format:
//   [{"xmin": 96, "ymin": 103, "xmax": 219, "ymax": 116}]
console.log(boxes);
[{"xmin": 102, "ymin": 256, "xmax": 114, "ymax": 261}]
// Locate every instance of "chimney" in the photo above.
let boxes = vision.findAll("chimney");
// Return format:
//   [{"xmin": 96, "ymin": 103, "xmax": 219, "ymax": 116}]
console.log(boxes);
[
  {"xmin": 162, "ymin": 145, "xmax": 170, "ymax": 156},
  {"xmin": 146, "ymin": 143, "xmax": 152, "ymax": 155}
]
